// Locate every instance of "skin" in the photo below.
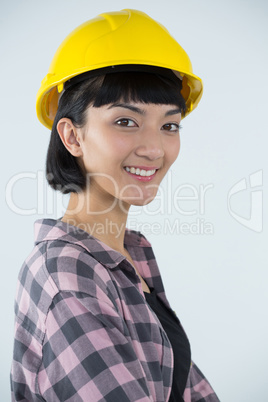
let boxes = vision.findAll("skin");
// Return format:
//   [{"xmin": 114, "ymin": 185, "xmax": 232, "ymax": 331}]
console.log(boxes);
[{"xmin": 57, "ymin": 102, "xmax": 182, "ymax": 292}]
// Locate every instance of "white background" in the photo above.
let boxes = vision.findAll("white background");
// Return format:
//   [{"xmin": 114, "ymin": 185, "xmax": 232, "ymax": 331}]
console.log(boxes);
[{"xmin": 1, "ymin": 0, "xmax": 267, "ymax": 401}]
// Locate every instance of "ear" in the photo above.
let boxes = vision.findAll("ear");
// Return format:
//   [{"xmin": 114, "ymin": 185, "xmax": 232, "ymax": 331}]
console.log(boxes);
[{"xmin": 57, "ymin": 118, "xmax": 83, "ymax": 157}]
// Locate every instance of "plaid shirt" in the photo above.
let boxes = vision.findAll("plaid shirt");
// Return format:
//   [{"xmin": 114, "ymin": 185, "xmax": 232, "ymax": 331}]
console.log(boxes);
[{"xmin": 11, "ymin": 219, "xmax": 219, "ymax": 401}]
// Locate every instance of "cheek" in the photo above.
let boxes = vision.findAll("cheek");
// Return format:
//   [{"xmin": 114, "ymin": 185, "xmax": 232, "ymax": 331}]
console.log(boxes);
[{"xmin": 167, "ymin": 136, "xmax": 181, "ymax": 164}]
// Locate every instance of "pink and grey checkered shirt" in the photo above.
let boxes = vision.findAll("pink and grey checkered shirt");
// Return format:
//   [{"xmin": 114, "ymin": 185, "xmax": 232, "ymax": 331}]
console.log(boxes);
[{"xmin": 11, "ymin": 219, "xmax": 219, "ymax": 401}]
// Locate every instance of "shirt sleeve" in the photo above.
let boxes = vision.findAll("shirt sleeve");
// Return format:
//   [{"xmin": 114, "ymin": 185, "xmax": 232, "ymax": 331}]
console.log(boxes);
[
  {"xmin": 36, "ymin": 291, "xmax": 153, "ymax": 401},
  {"xmin": 183, "ymin": 361, "xmax": 220, "ymax": 402}
]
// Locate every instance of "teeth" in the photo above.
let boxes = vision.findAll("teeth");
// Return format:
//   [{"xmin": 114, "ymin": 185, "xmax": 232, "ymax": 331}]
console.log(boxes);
[{"xmin": 125, "ymin": 167, "xmax": 156, "ymax": 176}]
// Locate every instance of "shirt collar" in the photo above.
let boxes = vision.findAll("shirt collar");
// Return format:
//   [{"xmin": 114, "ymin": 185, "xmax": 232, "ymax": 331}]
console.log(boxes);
[{"xmin": 34, "ymin": 218, "xmax": 151, "ymax": 269}]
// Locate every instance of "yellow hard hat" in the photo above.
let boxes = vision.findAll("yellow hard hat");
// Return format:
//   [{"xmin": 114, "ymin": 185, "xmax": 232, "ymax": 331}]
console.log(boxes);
[{"xmin": 36, "ymin": 9, "xmax": 203, "ymax": 130}]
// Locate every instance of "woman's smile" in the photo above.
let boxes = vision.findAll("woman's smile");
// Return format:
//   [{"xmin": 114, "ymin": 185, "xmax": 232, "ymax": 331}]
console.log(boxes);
[{"xmin": 124, "ymin": 166, "xmax": 158, "ymax": 181}]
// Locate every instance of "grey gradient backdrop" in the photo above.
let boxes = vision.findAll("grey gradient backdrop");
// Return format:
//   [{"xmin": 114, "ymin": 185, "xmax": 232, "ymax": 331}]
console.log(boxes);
[{"xmin": 1, "ymin": 0, "xmax": 268, "ymax": 401}]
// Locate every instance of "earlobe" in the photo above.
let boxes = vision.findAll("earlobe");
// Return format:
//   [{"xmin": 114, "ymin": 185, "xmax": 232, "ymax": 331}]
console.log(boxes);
[{"xmin": 57, "ymin": 118, "xmax": 83, "ymax": 157}]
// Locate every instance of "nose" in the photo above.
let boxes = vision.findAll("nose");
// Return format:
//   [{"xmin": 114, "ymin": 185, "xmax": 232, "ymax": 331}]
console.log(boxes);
[{"xmin": 135, "ymin": 130, "xmax": 164, "ymax": 160}]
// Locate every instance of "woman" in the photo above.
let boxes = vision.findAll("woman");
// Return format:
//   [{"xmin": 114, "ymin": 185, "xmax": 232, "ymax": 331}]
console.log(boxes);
[{"xmin": 11, "ymin": 9, "xmax": 220, "ymax": 402}]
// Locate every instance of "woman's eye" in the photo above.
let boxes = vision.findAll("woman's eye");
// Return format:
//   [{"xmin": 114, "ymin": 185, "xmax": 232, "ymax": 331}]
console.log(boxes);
[
  {"xmin": 162, "ymin": 123, "xmax": 181, "ymax": 132},
  {"xmin": 115, "ymin": 118, "xmax": 137, "ymax": 127}
]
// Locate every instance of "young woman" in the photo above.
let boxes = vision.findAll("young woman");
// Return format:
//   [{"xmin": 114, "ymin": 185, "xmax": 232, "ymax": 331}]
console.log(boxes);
[{"xmin": 11, "ymin": 9, "xmax": 220, "ymax": 402}]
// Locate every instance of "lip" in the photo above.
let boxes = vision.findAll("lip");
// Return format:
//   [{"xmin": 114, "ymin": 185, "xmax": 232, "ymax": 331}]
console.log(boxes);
[{"xmin": 124, "ymin": 166, "xmax": 158, "ymax": 182}]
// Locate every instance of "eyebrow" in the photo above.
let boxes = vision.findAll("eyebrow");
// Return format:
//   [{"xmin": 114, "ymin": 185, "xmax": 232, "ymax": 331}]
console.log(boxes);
[
  {"xmin": 165, "ymin": 108, "xmax": 181, "ymax": 116},
  {"xmin": 107, "ymin": 103, "xmax": 181, "ymax": 116}
]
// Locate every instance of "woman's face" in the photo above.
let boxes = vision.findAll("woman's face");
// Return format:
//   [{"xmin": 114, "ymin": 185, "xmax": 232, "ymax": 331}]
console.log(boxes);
[{"xmin": 77, "ymin": 102, "xmax": 181, "ymax": 209}]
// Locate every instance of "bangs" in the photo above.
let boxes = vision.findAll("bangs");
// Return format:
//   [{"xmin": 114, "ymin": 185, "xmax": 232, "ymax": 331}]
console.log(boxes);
[{"xmin": 92, "ymin": 72, "xmax": 186, "ymax": 113}]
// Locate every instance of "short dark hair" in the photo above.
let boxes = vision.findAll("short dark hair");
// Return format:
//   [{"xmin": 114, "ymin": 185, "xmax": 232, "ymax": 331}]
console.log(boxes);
[{"xmin": 46, "ymin": 68, "xmax": 186, "ymax": 194}]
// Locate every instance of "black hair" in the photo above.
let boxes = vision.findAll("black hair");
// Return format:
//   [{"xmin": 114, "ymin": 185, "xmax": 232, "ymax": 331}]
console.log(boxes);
[{"xmin": 46, "ymin": 69, "xmax": 186, "ymax": 194}]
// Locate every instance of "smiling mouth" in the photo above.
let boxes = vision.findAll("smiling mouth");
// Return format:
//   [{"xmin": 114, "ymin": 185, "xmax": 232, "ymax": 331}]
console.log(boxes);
[{"xmin": 124, "ymin": 166, "xmax": 157, "ymax": 177}]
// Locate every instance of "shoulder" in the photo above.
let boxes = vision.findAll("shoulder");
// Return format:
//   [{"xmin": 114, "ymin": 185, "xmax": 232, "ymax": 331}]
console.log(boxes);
[
  {"xmin": 15, "ymin": 239, "xmax": 117, "ymax": 338},
  {"xmin": 20, "ymin": 237, "xmax": 114, "ymax": 297},
  {"xmin": 45, "ymin": 238, "xmax": 112, "ymax": 294}
]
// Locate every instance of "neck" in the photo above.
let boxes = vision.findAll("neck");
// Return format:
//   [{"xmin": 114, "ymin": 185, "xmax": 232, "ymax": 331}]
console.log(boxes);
[{"xmin": 62, "ymin": 190, "xmax": 129, "ymax": 253}]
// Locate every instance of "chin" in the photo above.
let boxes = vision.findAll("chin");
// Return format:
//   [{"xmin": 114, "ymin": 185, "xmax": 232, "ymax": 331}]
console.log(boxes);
[
  {"xmin": 129, "ymin": 195, "xmax": 156, "ymax": 207},
  {"xmin": 120, "ymin": 188, "xmax": 158, "ymax": 208}
]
